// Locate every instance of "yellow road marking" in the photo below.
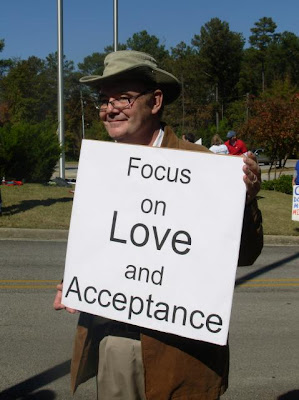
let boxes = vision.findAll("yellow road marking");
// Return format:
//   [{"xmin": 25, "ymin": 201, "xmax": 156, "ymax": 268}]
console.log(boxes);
[{"xmin": 0, "ymin": 279, "xmax": 298, "ymax": 289}]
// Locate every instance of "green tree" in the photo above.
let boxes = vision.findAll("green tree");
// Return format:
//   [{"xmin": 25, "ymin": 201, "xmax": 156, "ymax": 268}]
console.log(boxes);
[
  {"xmin": 249, "ymin": 17, "xmax": 277, "ymax": 92},
  {"xmin": 238, "ymin": 47, "xmax": 263, "ymax": 96},
  {"xmin": 165, "ymin": 42, "xmax": 210, "ymax": 135},
  {"xmin": 266, "ymin": 31, "xmax": 299, "ymax": 87},
  {"xmin": 192, "ymin": 18, "xmax": 245, "ymax": 107},
  {"xmin": 78, "ymin": 52, "xmax": 106, "ymax": 75},
  {"xmin": 0, "ymin": 39, "xmax": 12, "ymax": 77},
  {"xmin": 126, "ymin": 30, "xmax": 169, "ymax": 65},
  {"xmin": 0, "ymin": 121, "xmax": 60, "ymax": 182},
  {"xmin": 103, "ymin": 43, "xmax": 127, "ymax": 54},
  {"xmin": 0, "ymin": 56, "xmax": 47, "ymax": 123}
]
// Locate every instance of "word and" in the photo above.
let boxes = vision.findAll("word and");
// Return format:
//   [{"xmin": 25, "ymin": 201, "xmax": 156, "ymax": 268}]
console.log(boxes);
[
  {"xmin": 125, "ymin": 265, "xmax": 164, "ymax": 286},
  {"xmin": 65, "ymin": 276, "xmax": 223, "ymax": 334},
  {"xmin": 127, "ymin": 157, "xmax": 191, "ymax": 184}
]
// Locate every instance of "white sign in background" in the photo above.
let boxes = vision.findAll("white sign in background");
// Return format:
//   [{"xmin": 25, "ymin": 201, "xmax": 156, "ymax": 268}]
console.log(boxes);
[
  {"xmin": 62, "ymin": 140, "xmax": 246, "ymax": 346},
  {"xmin": 292, "ymin": 185, "xmax": 299, "ymax": 221}
]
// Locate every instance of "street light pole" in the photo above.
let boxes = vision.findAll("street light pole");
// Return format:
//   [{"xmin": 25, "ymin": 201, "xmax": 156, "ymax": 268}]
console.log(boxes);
[
  {"xmin": 181, "ymin": 75, "xmax": 185, "ymax": 134},
  {"xmin": 57, "ymin": 0, "xmax": 65, "ymax": 179},
  {"xmin": 80, "ymin": 89, "xmax": 85, "ymax": 140},
  {"xmin": 113, "ymin": 0, "xmax": 118, "ymax": 51},
  {"xmin": 215, "ymin": 83, "xmax": 219, "ymax": 132},
  {"xmin": 203, "ymin": 71, "xmax": 219, "ymax": 132}
]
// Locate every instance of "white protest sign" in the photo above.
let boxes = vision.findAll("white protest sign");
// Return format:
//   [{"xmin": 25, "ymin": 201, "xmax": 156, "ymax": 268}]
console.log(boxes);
[
  {"xmin": 62, "ymin": 140, "xmax": 246, "ymax": 346},
  {"xmin": 292, "ymin": 185, "xmax": 299, "ymax": 221}
]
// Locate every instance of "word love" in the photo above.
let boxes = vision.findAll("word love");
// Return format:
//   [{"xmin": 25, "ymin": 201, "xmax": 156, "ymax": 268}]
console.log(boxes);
[{"xmin": 110, "ymin": 211, "xmax": 192, "ymax": 255}]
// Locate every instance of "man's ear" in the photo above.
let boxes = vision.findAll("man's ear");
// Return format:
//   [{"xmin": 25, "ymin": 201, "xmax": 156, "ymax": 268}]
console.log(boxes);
[{"xmin": 151, "ymin": 90, "xmax": 163, "ymax": 115}]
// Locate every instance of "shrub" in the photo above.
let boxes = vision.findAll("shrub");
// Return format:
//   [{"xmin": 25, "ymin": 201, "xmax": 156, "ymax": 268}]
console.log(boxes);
[
  {"xmin": 261, "ymin": 179, "xmax": 275, "ymax": 191},
  {"xmin": 0, "ymin": 121, "xmax": 61, "ymax": 182},
  {"xmin": 274, "ymin": 175, "xmax": 293, "ymax": 195},
  {"xmin": 261, "ymin": 175, "xmax": 293, "ymax": 195}
]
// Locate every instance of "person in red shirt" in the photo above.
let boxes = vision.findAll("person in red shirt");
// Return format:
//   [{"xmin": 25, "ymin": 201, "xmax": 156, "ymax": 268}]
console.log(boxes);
[{"xmin": 225, "ymin": 130, "xmax": 248, "ymax": 156}]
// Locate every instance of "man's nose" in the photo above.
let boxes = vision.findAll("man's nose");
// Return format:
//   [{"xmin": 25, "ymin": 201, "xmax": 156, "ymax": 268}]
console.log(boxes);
[{"xmin": 106, "ymin": 100, "xmax": 118, "ymax": 112}]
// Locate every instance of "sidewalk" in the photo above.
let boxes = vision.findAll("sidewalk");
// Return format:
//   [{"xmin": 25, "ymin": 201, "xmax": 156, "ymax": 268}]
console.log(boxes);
[
  {"xmin": 0, "ymin": 227, "xmax": 298, "ymax": 246},
  {"xmin": 53, "ymin": 161, "xmax": 296, "ymax": 182}
]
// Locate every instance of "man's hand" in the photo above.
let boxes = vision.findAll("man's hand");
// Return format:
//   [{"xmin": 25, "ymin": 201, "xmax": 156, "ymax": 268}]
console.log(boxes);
[
  {"xmin": 243, "ymin": 151, "xmax": 261, "ymax": 205},
  {"xmin": 53, "ymin": 283, "xmax": 78, "ymax": 314}
]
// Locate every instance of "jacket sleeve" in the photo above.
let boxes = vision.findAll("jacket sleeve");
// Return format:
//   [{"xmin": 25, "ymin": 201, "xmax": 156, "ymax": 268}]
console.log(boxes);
[{"xmin": 238, "ymin": 198, "xmax": 263, "ymax": 266}]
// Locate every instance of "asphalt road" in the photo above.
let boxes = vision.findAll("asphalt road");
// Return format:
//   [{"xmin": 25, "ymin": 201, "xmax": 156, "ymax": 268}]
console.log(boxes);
[{"xmin": 0, "ymin": 240, "xmax": 298, "ymax": 400}]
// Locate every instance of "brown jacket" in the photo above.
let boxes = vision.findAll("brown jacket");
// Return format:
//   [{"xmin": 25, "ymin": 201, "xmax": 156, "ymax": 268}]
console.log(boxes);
[{"xmin": 70, "ymin": 126, "xmax": 263, "ymax": 399}]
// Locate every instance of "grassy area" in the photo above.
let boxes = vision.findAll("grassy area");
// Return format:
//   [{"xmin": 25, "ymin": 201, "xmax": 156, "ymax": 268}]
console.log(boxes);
[
  {"xmin": 257, "ymin": 189, "xmax": 299, "ymax": 236},
  {"xmin": 0, "ymin": 184, "xmax": 298, "ymax": 236},
  {"xmin": 0, "ymin": 184, "xmax": 73, "ymax": 229}
]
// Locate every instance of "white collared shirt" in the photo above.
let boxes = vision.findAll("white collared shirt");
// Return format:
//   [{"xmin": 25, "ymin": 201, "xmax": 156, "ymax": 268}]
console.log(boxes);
[{"xmin": 152, "ymin": 128, "xmax": 164, "ymax": 148}]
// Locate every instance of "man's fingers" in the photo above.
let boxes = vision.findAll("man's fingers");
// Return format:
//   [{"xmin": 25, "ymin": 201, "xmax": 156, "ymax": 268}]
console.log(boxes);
[
  {"xmin": 53, "ymin": 282, "xmax": 78, "ymax": 313},
  {"xmin": 242, "ymin": 152, "xmax": 261, "ymax": 204},
  {"xmin": 53, "ymin": 283, "xmax": 65, "ymax": 310},
  {"xmin": 66, "ymin": 307, "xmax": 79, "ymax": 314}
]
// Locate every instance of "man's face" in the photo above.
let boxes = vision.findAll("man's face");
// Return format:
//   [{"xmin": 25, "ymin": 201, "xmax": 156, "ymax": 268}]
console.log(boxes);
[
  {"xmin": 99, "ymin": 80, "xmax": 161, "ymax": 145},
  {"xmin": 229, "ymin": 135, "xmax": 237, "ymax": 144}
]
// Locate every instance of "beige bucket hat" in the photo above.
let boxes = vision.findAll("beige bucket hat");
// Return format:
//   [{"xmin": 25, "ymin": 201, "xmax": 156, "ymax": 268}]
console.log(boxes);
[{"xmin": 79, "ymin": 50, "xmax": 181, "ymax": 104}]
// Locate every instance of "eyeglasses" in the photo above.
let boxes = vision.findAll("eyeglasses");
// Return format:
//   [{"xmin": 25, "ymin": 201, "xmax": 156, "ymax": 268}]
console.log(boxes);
[{"xmin": 95, "ymin": 89, "xmax": 153, "ymax": 112}]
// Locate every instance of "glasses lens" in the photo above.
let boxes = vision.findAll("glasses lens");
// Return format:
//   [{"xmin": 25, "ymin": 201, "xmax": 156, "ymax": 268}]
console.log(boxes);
[
  {"xmin": 113, "ymin": 98, "xmax": 130, "ymax": 109},
  {"xmin": 97, "ymin": 91, "xmax": 152, "ymax": 112}
]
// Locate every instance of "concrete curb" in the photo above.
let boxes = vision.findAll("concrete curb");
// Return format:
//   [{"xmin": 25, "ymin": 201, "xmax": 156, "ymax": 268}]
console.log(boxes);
[
  {"xmin": 0, "ymin": 228, "xmax": 298, "ymax": 245},
  {"xmin": 263, "ymin": 235, "xmax": 299, "ymax": 246},
  {"xmin": 0, "ymin": 228, "xmax": 68, "ymax": 241}
]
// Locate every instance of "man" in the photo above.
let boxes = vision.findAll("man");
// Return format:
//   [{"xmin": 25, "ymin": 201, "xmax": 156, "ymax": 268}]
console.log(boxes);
[
  {"xmin": 54, "ymin": 50, "xmax": 263, "ymax": 400},
  {"xmin": 225, "ymin": 130, "xmax": 248, "ymax": 156}
]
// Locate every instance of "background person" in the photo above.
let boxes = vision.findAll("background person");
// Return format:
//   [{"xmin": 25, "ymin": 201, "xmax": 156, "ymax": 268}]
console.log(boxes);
[
  {"xmin": 225, "ymin": 130, "xmax": 248, "ymax": 156},
  {"xmin": 54, "ymin": 50, "xmax": 263, "ymax": 400},
  {"xmin": 209, "ymin": 134, "xmax": 229, "ymax": 154},
  {"xmin": 292, "ymin": 160, "xmax": 299, "ymax": 185},
  {"xmin": 182, "ymin": 133, "xmax": 195, "ymax": 143}
]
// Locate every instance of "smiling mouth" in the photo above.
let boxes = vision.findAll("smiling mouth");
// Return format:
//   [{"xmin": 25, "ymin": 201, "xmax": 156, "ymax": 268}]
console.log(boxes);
[{"xmin": 107, "ymin": 119, "xmax": 127, "ymax": 123}]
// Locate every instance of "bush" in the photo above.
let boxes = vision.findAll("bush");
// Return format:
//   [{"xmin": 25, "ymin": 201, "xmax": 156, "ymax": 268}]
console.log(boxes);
[
  {"xmin": 274, "ymin": 175, "xmax": 293, "ymax": 195},
  {"xmin": 0, "ymin": 121, "xmax": 61, "ymax": 182},
  {"xmin": 261, "ymin": 175, "xmax": 293, "ymax": 195},
  {"xmin": 261, "ymin": 179, "xmax": 276, "ymax": 191}
]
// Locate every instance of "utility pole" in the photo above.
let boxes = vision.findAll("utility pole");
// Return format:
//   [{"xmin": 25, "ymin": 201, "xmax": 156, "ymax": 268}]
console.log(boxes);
[
  {"xmin": 80, "ymin": 89, "xmax": 85, "ymax": 139},
  {"xmin": 246, "ymin": 92, "xmax": 249, "ymax": 122},
  {"xmin": 181, "ymin": 75, "xmax": 185, "ymax": 134},
  {"xmin": 113, "ymin": 0, "xmax": 118, "ymax": 51},
  {"xmin": 57, "ymin": 0, "xmax": 65, "ymax": 179},
  {"xmin": 215, "ymin": 83, "xmax": 219, "ymax": 132},
  {"xmin": 203, "ymin": 71, "xmax": 220, "ymax": 132}
]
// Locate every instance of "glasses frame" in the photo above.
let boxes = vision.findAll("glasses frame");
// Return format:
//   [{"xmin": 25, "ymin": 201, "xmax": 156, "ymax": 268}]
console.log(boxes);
[{"xmin": 95, "ymin": 89, "xmax": 154, "ymax": 112}]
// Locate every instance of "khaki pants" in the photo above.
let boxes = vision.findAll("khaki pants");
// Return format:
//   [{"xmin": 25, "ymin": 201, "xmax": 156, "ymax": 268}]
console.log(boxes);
[{"xmin": 97, "ymin": 336, "xmax": 146, "ymax": 400}]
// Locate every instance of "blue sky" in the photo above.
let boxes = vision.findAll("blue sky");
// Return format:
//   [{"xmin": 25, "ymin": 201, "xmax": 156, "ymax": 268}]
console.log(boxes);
[{"xmin": 1, "ymin": 0, "xmax": 299, "ymax": 68}]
